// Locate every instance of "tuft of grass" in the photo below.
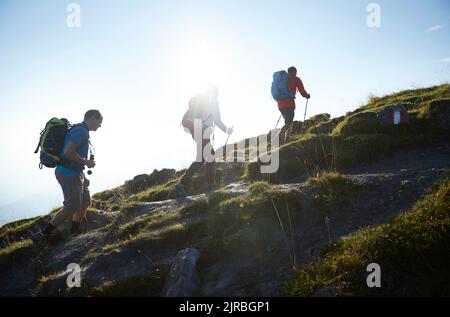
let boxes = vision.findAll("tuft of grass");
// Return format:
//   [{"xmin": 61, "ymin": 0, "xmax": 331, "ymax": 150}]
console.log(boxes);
[
  {"xmin": 131, "ymin": 183, "xmax": 177, "ymax": 203},
  {"xmin": 358, "ymin": 84, "xmax": 450, "ymax": 113},
  {"xmin": 207, "ymin": 190, "xmax": 236, "ymax": 207},
  {"xmin": 93, "ymin": 169, "xmax": 178, "ymax": 202},
  {"xmin": 332, "ymin": 111, "xmax": 382, "ymax": 137},
  {"xmin": 285, "ymin": 179, "xmax": 450, "ymax": 296},
  {"xmin": 92, "ymin": 189, "xmax": 116, "ymax": 201},
  {"xmin": 0, "ymin": 239, "xmax": 34, "ymax": 267},
  {"xmin": 179, "ymin": 198, "xmax": 209, "ymax": 217},
  {"xmin": 366, "ymin": 93, "xmax": 382, "ymax": 106},
  {"xmin": 206, "ymin": 182, "xmax": 300, "ymax": 259},
  {"xmin": 101, "ymin": 197, "xmax": 211, "ymax": 253},
  {"xmin": 0, "ymin": 217, "xmax": 42, "ymax": 239},
  {"xmin": 89, "ymin": 264, "xmax": 170, "ymax": 297},
  {"xmin": 308, "ymin": 172, "xmax": 363, "ymax": 210},
  {"xmin": 248, "ymin": 181, "xmax": 273, "ymax": 197},
  {"xmin": 0, "ymin": 239, "xmax": 33, "ymax": 257}
]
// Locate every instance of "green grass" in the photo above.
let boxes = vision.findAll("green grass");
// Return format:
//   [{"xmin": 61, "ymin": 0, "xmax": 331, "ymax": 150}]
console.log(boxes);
[
  {"xmin": 0, "ymin": 217, "xmax": 41, "ymax": 239},
  {"xmin": 92, "ymin": 189, "xmax": 117, "ymax": 201},
  {"xmin": 101, "ymin": 218, "xmax": 208, "ymax": 255},
  {"xmin": 99, "ymin": 198, "xmax": 211, "ymax": 253},
  {"xmin": 335, "ymin": 84, "xmax": 450, "ymax": 137},
  {"xmin": 203, "ymin": 181, "xmax": 300, "ymax": 258},
  {"xmin": 332, "ymin": 111, "xmax": 382, "ymax": 137},
  {"xmin": 244, "ymin": 84, "xmax": 448, "ymax": 184},
  {"xmin": 38, "ymin": 263, "xmax": 171, "ymax": 297},
  {"xmin": 309, "ymin": 172, "xmax": 363, "ymax": 211},
  {"xmin": 307, "ymin": 116, "xmax": 344, "ymax": 135},
  {"xmin": 93, "ymin": 169, "xmax": 178, "ymax": 202},
  {"xmin": 358, "ymin": 84, "xmax": 450, "ymax": 113},
  {"xmin": 0, "ymin": 239, "xmax": 33, "ymax": 257},
  {"xmin": 285, "ymin": 179, "xmax": 450, "ymax": 296},
  {"xmin": 0, "ymin": 239, "xmax": 34, "ymax": 267},
  {"xmin": 206, "ymin": 189, "xmax": 236, "ymax": 207},
  {"xmin": 101, "ymin": 181, "xmax": 300, "ymax": 264},
  {"xmin": 131, "ymin": 183, "xmax": 177, "ymax": 202},
  {"xmin": 89, "ymin": 264, "xmax": 170, "ymax": 296},
  {"xmin": 245, "ymin": 130, "xmax": 443, "ymax": 183}
]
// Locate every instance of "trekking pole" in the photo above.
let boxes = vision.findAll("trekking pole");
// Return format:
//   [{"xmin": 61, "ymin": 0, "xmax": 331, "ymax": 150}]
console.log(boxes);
[
  {"xmin": 301, "ymin": 98, "xmax": 309, "ymax": 136},
  {"xmin": 87, "ymin": 142, "xmax": 95, "ymax": 175},
  {"xmin": 270, "ymin": 114, "xmax": 283, "ymax": 146},
  {"xmin": 224, "ymin": 127, "xmax": 232, "ymax": 148},
  {"xmin": 274, "ymin": 114, "xmax": 282, "ymax": 130},
  {"xmin": 211, "ymin": 123, "xmax": 215, "ymax": 148},
  {"xmin": 222, "ymin": 128, "xmax": 232, "ymax": 162}
]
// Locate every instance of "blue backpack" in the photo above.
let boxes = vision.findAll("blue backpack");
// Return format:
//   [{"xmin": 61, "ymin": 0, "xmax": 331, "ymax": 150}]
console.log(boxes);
[{"xmin": 271, "ymin": 70, "xmax": 295, "ymax": 101}]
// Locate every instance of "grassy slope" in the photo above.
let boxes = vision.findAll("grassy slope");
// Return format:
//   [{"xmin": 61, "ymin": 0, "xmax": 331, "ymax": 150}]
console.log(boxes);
[
  {"xmin": 286, "ymin": 179, "xmax": 450, "ymax": 296},
  {"xmin": 87, "ymin": 84, "xmax": 450, "ymax": 296},
  {"xmin": 1, "ymin": 84, "xmax": 448, "ymax": 296},
  {"xmin": 245, "ymin": 84, "xmax": 450, "ymax": 183}
]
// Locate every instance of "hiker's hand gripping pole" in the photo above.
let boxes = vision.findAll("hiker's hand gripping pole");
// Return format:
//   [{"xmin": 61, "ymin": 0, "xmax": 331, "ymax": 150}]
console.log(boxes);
[{"xmin": 224, "ymin": 126, "xmax": 233, "ymax": 147}]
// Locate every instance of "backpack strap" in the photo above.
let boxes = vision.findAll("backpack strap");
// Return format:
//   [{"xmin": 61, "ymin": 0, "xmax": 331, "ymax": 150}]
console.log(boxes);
[
  {"xmin": 34, "ymin": 128, "xmax": 45, "ymax": 154},
  {"xmin": 59, "ymin": 123, "xmax": 90, "ymax": 171},
  {"xmin": 69, "ymin": 123, "xmax": 90, "ymax": 148}
]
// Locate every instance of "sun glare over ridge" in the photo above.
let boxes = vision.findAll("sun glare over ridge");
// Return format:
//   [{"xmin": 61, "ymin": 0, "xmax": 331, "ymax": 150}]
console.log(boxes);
[{"xmin": 172, "ymin": 33, "xmax": 232, "ymax": 98}]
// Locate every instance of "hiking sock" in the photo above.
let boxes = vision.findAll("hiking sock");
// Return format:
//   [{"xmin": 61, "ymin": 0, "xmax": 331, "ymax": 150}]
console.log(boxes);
[
  {"xmin": 43, "ymin": 223, "xmax": 56, "ymax": 237},
  {"xmin": 71, "ymin": 221, "xmax": 81, "ymax": 235}
]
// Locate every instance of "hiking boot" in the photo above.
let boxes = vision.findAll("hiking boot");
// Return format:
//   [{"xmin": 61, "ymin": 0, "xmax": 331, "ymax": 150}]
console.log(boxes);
[{"xmin": 70, "ymin": 221, "xmax": 82, "ymax": 236}]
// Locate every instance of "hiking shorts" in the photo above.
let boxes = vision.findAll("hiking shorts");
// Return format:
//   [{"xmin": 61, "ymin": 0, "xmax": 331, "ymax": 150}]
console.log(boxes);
[
  {"xmin": 279, "ymin": 107, "xmax": 295, "ymax": 125},
  {"xmin": 55, "ymin": 171, "xmax": 91, "ymax": 215}
]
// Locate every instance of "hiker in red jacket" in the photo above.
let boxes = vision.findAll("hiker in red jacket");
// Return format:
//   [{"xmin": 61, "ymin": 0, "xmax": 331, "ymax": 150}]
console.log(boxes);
[{"xmin": 277, "ymin": 66, "xmax": 310, "ymax": 143}]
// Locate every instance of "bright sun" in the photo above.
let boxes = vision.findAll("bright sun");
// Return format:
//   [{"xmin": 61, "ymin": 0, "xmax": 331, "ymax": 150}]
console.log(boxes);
[{"xmin": 175, "ymin": 40, "xmax": 230, "ymax": 98}]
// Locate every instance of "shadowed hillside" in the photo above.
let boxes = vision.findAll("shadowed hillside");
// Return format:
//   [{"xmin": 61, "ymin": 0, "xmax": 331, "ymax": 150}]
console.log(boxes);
[{"xmin": 1, "ymin": 84, "xmax": 449, "ymax": 297}]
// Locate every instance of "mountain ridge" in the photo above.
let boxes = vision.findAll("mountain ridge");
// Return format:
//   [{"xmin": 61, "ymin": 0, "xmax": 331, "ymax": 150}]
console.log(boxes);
[{"xmin": 1, "ymin": 84, "xmax": 449, "ymax": 296}]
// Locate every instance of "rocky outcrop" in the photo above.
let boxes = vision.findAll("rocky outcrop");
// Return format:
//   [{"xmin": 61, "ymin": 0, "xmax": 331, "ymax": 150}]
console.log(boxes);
[{"xmin": 161, "ymin": 248, "xmax": 201, "ymax": 297}]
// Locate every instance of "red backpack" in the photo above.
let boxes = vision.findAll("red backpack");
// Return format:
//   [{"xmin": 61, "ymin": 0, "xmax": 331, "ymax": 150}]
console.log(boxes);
[{"xmin": 181, "ymin": 94, "xmax": 211, "ymax": 132}]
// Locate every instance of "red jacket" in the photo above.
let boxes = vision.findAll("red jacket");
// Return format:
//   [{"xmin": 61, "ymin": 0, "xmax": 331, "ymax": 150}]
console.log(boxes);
[{"xmin": 277, "ymin": 75, "xmax": 309, "ymax": 109}]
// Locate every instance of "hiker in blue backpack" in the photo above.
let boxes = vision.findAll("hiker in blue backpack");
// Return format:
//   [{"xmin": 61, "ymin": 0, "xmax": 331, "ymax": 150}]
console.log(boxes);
[
  {"xmin": 272, "ymin": 66, "xmax": 310, "ymax": 144},
  {"xmin": 33, "ymin": 110, "xmax": 103, "ymax": 246}
]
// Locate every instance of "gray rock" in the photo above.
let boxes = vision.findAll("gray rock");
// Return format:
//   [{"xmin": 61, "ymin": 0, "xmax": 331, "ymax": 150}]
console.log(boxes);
[
  {"xmin": 400, "ymin": 180, "xmax": 412, "ymax": 188},
  {"xmin": 312, "ymin": 285, "xmax": 338, "ymax": 297},
  {"xmin": 161, "ymin": 248, "xmax": 201, "ymax": 297}
]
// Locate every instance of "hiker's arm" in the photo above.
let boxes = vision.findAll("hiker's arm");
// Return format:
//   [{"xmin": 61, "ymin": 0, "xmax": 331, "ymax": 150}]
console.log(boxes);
[
  {"xmin": 296, "ymin": 78, "xmax": 310, "ymax": 99},
  {"xmin": 212, "ymin": 104, "xmax": 227, "ymax": 132},
  {"xmin": 64, "ymin": 141, "xmax": 87, "ymax": 165}
]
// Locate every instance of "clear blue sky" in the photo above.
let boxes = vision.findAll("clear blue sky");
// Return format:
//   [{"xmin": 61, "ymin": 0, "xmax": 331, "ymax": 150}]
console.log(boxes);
[{"xmin": 0, "ymin": 0, "xmax": 449, "ymax": 224}]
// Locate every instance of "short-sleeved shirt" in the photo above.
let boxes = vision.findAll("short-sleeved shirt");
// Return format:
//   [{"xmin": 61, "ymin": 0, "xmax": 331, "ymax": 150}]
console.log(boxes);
[{"xmin": 55, "ymin": 123, "xmax": 89, "ymax": 176}]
